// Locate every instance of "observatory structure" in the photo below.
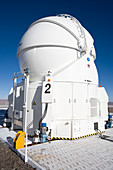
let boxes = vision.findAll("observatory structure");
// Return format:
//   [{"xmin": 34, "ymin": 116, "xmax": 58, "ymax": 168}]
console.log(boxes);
[{"xmin": 8, "ymin": 14, "xmax": 108, "ymax": 140}]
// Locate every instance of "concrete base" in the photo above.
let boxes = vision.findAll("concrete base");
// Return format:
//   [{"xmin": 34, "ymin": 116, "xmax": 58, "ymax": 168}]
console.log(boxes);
[
  {"xmin": 1, "ymin": 126, "xmax": 113, "ymax": 170},
  {"xmin": 18, "ymin": 128, "xmax": 113, "ymax": 170}
]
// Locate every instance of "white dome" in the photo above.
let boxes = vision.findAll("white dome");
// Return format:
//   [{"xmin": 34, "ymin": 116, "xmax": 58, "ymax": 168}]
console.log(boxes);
[{"xmin": 17, "ymin": 14, "xmax": 95, "ymax": 82}]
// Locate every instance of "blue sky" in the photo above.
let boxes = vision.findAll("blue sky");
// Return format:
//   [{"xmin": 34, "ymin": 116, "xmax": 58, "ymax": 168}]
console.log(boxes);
[{"xmin": 0, "ymin": 0, "xmax": 113, "ymax": 101}]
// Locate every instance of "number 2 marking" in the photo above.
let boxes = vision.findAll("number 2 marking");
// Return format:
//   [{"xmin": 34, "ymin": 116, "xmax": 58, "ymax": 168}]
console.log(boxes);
[{"xmin": 45, "ymin": 83, "xmax": 51, "ymax": 93}]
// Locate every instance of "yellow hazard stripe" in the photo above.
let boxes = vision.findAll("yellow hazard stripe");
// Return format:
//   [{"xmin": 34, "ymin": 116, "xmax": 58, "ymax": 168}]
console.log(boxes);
[
  {"xmin": 51, "ymin": 131, "xmax": 105, "ymax": 141},
  {"xmin": 28, "ymin": 135, "xmax": 34, "ymax": 137}
]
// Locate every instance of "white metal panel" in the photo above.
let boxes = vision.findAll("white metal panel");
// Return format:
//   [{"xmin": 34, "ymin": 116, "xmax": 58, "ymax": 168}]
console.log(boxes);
[
  {"xmin": 98, "ymin": 118, "xmax": 106, "ymax": 131},
  {"xmin": 73, "ymin": 119, "xmax": 94, "ymax": 137},
  {"xmin": 16, "ymin": 87, "xmax": 21, "ymax": 98},
  {"xmin": 52, "ymin": 82, "xmax": 72, "ymax": 119},
  {"xmin": 99, "ymin": 102, "xmax": 108, "ymax": 119},
  {"xmin": 56, "ymin": 121, "xmax": 71, "ymax": 137},
  {"xmin": 73, "ymin": 83, "xmax": 88, "ymax": 119},
  {"xmin": 98, "ymin": 87, "xmax": 108, "ymax": 119},
  {"xmin": 98, "ymin": 87, "xmax": 108, "ymax": 102},
  {"xmin": 88, "ymin": 84, "xmax": 98, "ymax": 98},
  {"xmin": 90, "ymin": 98, "xmax": 98, "ymax": 117},
  {"xmin": 88, "ymin": 84, "xmax": 99, "ymax": 118}
]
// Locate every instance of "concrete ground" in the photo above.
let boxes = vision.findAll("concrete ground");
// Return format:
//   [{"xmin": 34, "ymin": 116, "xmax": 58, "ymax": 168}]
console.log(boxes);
[
  {"xmin": 19, "ymin": 128, "xmax": 113, "ymax": 170},
  {"xmin": 0, "ymin": 127, "xmax": 113, "ymax": 170}
]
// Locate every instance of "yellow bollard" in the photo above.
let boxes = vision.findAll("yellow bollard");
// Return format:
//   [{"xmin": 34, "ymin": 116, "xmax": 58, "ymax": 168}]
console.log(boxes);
[{"xmin": 13, "ymin": 131, "xmax": 25, "ymax": 149}]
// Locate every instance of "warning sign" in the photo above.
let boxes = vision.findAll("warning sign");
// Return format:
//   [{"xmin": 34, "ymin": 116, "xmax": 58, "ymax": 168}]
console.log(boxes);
[{"xmin": 33, "ymin": 101, "xmax": 36, "ymax": 105}]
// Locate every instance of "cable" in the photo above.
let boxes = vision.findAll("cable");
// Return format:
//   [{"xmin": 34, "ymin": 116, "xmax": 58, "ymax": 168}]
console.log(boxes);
[{"xmin": 39, "ymin": 103, "xmax": 48, "ymax": 130}]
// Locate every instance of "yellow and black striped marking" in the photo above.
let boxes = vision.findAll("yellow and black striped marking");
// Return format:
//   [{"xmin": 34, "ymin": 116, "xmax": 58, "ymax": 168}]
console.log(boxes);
[
  {"xmin": 51, "ymin": 131, "xmax": 105, "ymax": 141},
  {"xmin": 28, "ymin": 135, "xmax": 34, "ymax": 138}
]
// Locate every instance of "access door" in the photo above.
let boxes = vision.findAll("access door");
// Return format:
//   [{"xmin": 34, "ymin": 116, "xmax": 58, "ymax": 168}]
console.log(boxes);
[
  {"xmin": 52, "ymin": 82, "xmax": 73, "ymax": 120},
  {"xmin": 73, "ymin": 83, "xmax": 88, "ymax": 119}
]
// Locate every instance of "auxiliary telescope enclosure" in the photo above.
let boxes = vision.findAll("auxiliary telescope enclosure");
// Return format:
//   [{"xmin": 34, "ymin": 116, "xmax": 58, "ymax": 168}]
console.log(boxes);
[{"xmin": 8, "ymin": 14, "xmax": 108, "ymax": 139}]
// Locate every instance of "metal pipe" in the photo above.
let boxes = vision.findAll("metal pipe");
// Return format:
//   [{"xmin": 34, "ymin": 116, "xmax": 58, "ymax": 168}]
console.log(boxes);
[
  {"xmin": 23, "ymin": 71, "xmax": 29, "ymax": 163},
  {"xmin": 11, "ymin": 77, "xmax": 17, "ymax": 130},
  {"xmin": 12, "ymin": 74, "xmax": 24, "ymax": 79}
]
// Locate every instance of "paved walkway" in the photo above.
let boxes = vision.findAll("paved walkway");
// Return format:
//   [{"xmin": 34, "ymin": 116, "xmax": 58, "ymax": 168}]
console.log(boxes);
[
  {"xmin": 0, "ymin": 127, "xmax": 113, "ymax": 170},
  {"xmin": 19, "ymin": 129, "xmax": 113, "ymax": 170}
]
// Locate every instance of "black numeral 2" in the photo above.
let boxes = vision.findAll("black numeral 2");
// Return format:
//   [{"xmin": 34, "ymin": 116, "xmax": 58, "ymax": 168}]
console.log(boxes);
[{"xmin": 45, "ymin": 83, "xmax": 51, "ymax": 93}]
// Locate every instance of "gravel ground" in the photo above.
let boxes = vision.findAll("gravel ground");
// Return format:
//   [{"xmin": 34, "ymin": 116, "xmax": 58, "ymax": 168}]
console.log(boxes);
[{"xmin": 0, "ymin": 140, "xmax": 34, "ymax": 170}]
